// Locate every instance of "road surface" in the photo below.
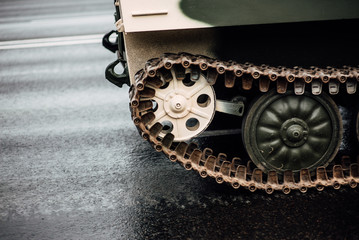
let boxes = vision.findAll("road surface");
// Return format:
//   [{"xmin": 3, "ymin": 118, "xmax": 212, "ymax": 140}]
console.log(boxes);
[{"xmin": 1, "ymin": 1, "xmax": 359, "ymax": 239}]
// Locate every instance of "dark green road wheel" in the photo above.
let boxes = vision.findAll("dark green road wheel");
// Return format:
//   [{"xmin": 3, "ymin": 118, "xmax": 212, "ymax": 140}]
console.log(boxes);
[{"xmin": 243, "ymin": 90, "xmax": 342, "ymax": 173}]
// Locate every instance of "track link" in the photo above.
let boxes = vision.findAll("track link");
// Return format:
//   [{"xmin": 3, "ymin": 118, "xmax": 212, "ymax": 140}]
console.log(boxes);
[{"xmin": 130, "ymin": 52, "xmax": 359, "ymax": 194}]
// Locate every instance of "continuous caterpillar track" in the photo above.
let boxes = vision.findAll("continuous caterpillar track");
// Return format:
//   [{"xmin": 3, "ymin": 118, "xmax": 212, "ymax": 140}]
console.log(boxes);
[{"xmin": 129, "ymin": 52, "xmax": 359, "ymax": 194}]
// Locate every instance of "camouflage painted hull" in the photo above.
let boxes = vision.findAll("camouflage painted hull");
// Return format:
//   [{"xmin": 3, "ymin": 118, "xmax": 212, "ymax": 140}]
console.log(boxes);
[{"xmin": 120, "ymin": 0, "xmax": 359, "ymax": 32}]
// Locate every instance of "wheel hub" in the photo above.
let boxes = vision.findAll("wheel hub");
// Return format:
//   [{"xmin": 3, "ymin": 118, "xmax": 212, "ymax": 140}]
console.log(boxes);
[
  {"xmin": 280, "ymin": 118, "xmax": 309, "ymax": 147},
  {"xmin": 164, "ymin": 92, "xmax": 191, "ymax": 119}
]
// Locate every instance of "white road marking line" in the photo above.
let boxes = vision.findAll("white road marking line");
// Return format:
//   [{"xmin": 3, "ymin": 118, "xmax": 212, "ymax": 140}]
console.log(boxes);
[{"xmin": 0, "ymin": 34, "xmax": 105, "ymax": 50}]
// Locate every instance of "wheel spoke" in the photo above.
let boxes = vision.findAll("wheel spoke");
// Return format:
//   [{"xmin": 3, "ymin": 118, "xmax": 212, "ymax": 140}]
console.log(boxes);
[
  {"xmin": 310, "ymin": 121, "xmax": 331, "ymax": 133},
  {"xmin": 270, "ymin": 145, "xmax": 289, "ymax": 168},
  {"xmin": 300, "ymin": 144, "xmax": 322, "ymax": 163},
  {"xmin": 306, "ymin": 136, "xmax": 330, "ymax": 153},
  {"xmin": 307, "ymin": 135, "xmax": 329, "ymax": 144},
  {"xmin": 154, "ymin": 81, "xmax": 175, "ymax": 100},
  {"xmin": 153, "ymin": 110, "xmax": 167, "ymax": 123},
  {"xmin": 287, "ymin": 96, "xmax": 301, "ymax": 116},
  {"xmin": 270, "ymin": 100, "xmax": 290, "ymax": 121},
  {"xmin": 190, "ymin": 107, "xmax": 210, "ymax": 119},
  {"xmin": 185, "ymin": 80, "xmax": 208, "ymax": 99},
  {"xmin": 173, "ymin": 77, "xmax": 179, "ymax": 91},
  {"xmin": 258, "ymin": 139, "xmax": 282, "ymax": 159},
  {"xmin": 287, "ymin": 148, "xmax": 301, "ymax": 163},
  {"xmin": 299, "ymin": 97, "xmax": 316, "ymax": 118},
  {"xmin": 258, "ymin": 109, "xmax": 283, "ymax": 128},
  {"xmin": 305, "ymin": 106, "xmax": 328, "ymax": 125},
  {"xmin": 155, "ymin": 91, "xmax": 166, "ymax": 100},
  {"xmin": 257, "ymin": 130, "xmax": 280, "ymax": 143},
  {"xmin": 152, "ymin": 96, "xmax": 164, "ymax": 109},
  {"xmin": 173, "ymin": 119, "xmax": 180, "ymax": 139},
  {"xmin": 257, "ymin": 126, "xmax": 280, "ymax": 137},
  {"xmin": 287, "ymin": 148, "xmax": 312, "ymax": 170}
]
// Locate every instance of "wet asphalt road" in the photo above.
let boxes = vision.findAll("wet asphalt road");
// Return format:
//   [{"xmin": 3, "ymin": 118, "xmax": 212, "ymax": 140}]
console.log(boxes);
[{"xmin": 1, "ymin": 1, "xmax": 359, "ymax": 240}]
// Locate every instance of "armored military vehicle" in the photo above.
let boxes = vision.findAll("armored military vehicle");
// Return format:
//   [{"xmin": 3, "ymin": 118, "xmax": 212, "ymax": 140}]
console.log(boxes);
[{"xmin": 103, "ymin": 0, "xmax": 359, "ymax": 193}]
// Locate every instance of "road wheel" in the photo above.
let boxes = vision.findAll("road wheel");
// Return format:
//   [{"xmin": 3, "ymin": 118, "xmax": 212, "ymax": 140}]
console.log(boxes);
[{"xmin": 243, "ymin": 90, "xmax": 342, "ymax": 173}]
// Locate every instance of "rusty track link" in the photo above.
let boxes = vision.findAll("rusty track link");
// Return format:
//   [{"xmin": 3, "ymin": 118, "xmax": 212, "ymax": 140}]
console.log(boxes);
[{"xmin": 130, "ymin": 52, "xmax": 359, "ymax": 194}]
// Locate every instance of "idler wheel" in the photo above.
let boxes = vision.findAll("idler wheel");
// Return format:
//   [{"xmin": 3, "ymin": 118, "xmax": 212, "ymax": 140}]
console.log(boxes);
[
  {"xmin": 243, "ymin": 90, "xmax": 342, "ymax": 173},
  {"xmin": 146, "ymin": 69, "xmax": 216, "ymax": 141}
]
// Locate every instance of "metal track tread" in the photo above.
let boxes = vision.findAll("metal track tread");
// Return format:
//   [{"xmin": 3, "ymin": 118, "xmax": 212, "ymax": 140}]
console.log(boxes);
[{"xmin": 129, "ymin": 52, "xmax": 359, "ymax": 194}]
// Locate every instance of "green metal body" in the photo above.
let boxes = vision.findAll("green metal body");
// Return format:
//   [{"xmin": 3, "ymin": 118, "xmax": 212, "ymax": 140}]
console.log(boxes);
[{"xmin": 180, "ymin": 0, "xmax": 359, "ymax": 27}]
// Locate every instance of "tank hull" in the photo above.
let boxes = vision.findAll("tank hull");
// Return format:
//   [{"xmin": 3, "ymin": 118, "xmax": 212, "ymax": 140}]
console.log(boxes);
[{"xmin": 104, "ymin": 0, "xmax": 359, "ymax": 193}]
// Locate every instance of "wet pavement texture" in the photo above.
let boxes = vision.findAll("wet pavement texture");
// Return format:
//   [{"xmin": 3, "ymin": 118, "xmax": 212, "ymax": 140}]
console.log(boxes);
[{"xmin": 1, "ymin": 0, "xmax": 359, "ymax": 239}]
